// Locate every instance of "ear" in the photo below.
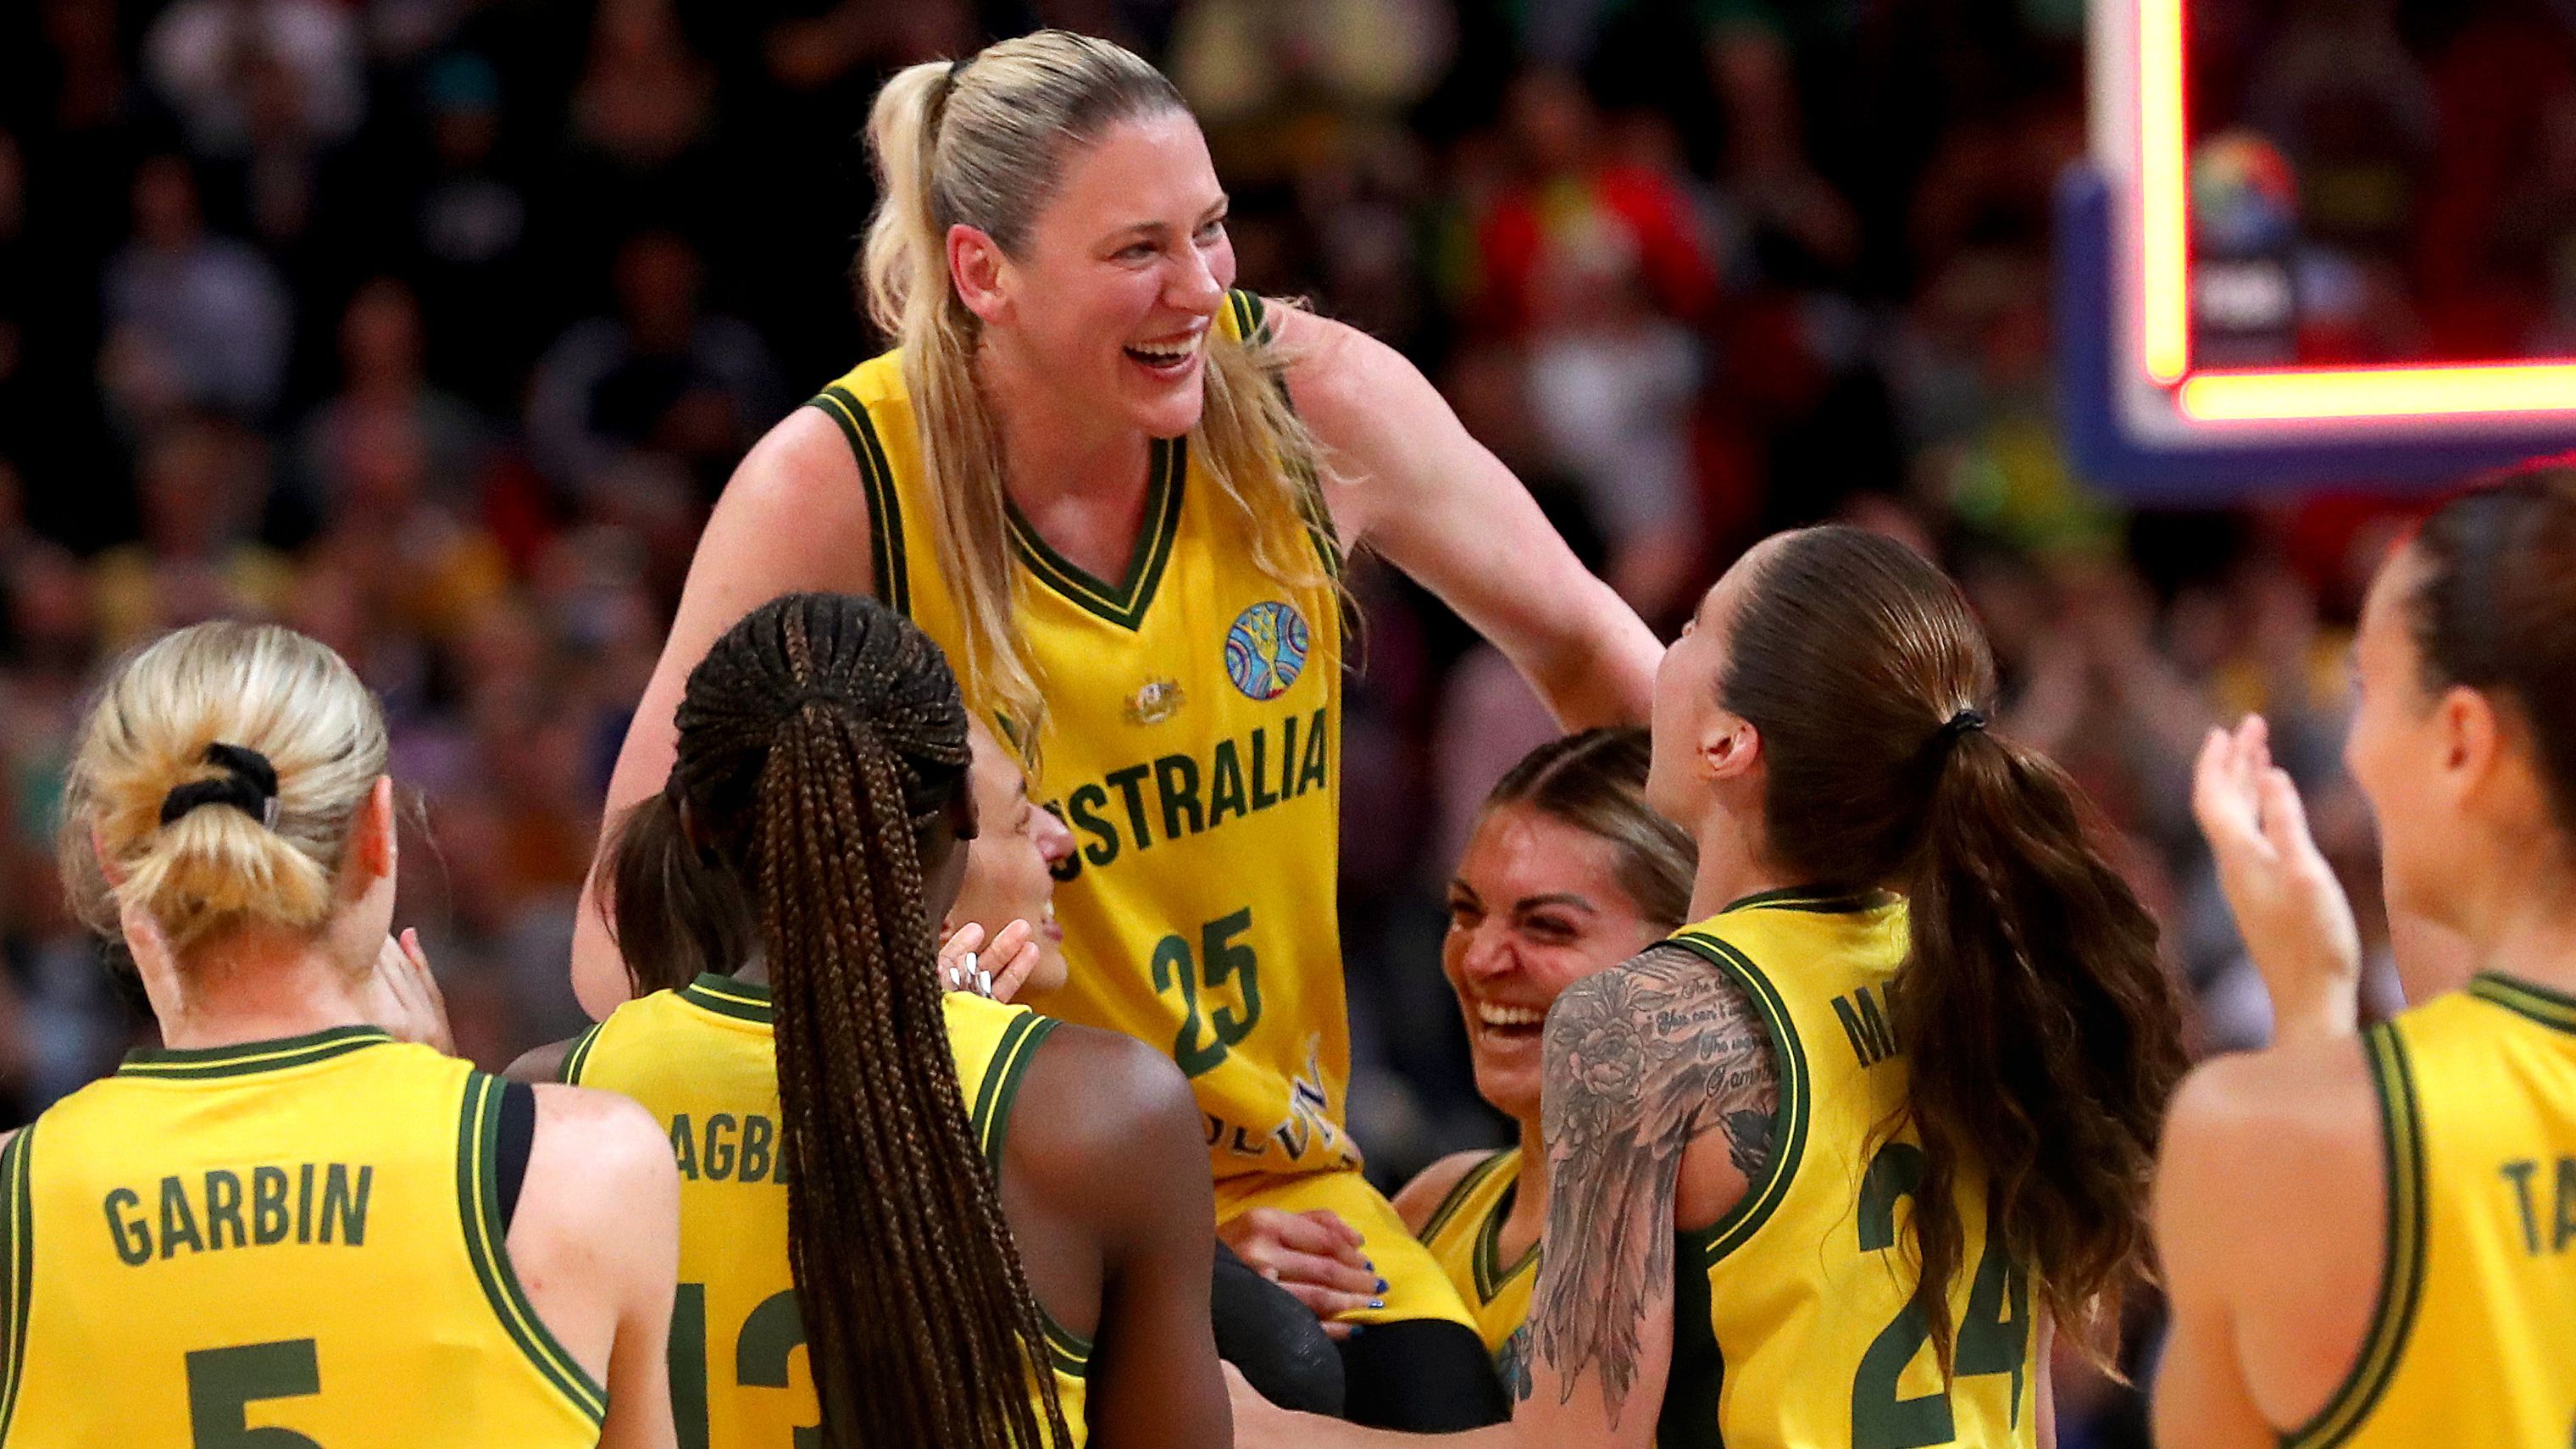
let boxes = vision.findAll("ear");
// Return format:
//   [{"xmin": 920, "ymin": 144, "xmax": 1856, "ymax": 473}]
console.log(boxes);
[
  {"xmin": 2434, "ymin": 685, "xmax": 2500, "ymax": 787},
  {"xmin": 948, "ymin": 224, "xmax": 1012, "ymax": 326},
  {"xmin": 1696, "ymin": 710, "xmax": 1763, "ymax": 786},
  {"xmin": 348, "ymin": 775, "xmax": 399, "ymax": 888}
]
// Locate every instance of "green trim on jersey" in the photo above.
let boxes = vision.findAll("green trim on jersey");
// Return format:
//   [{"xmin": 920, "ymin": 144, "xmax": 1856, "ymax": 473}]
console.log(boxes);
[
  {"xmin": 1227, "ymin": 291, "xmax": 1273, "ymax": 346},
  {"xmin": 1417, "ymin": 1148, "xmax": 1512, "ymax": 1247},
  {"xmin": 2467, "ymin": 972, "xmax": 2576, "ymax": 1035},
  {"xmin": 1005, "ymin": 438, "xmax": 1184, "ymax": 630},
  {"xmin": 2283, "ymin": 1024, "xmax": 2427, "ymax": 1449},
  {"xmin": 961, "ymin": 1013, "xmax": 1088, "ymax": 1374},
  {"xmin": 1471, "ymin": 1179, "xmax": 1539, "ymax": 1303},
  {"xmin": 1717, "ymin": 886, "xmax": 1901, "ymax": 917},
  {"xmin": 970, "ymin": 1014, "xmax": 1059, "ymax": 1177},
  {"xmin": 0, "ymin": 1125, "xmax": 32, "ymax": 1441},
  {"xmin": 557, "ymin": 1024, "xmax": 605, "ymax": 1085},
  {"xmin": 117, "ymin": 1026, "xmax": 396, "ymax": 1081},
  {"xmin": 1663, "ymin": 934, "xmax": 1810, "ymax": 1265},
  {"xmin": 678, "ymin": 973, "xmax": 774, "ymax": 1025},
  {"xmin": 806, "ymin": 384, "xmax": 911, "ymax": 618},
  {"xmin": 1040, "ymin": 1312, "xmax": 1092, "ymax": 1380},
  {"xmin": 456, "ymin": 1072, "xmax": 609, "ymax": 1426}
]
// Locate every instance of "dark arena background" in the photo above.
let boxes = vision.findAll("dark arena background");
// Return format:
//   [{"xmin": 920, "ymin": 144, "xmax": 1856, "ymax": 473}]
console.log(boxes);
[{"xmin": 6, "ymin": 1, "xmax": 2575, "ymax": 1442}]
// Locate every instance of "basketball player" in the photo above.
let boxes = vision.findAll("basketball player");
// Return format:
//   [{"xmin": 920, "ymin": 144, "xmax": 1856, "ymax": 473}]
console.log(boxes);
[
  {"xmin": 527, "ymin": 593, "xmax": 1223, "ymax": 1446},
  {"xmin": 1233, "ymin": 526, "xmax": 2190, "ymax": 1448},
  {"xmin": 2160, "ymin": 469, "xmax": 2576, "ymax": 1448},
  {"xmin": 1229, "ymin": 730, "xmax": 1690, "ymax": 1357},
  {"xmin": 574, "ymin": 29, "xmax": 1660, "ymax": 1423},
  {"xmin": 1402, "ymin": 730, "xmax": 1691, "ymax": 1364},
  {"xmin": 941, "ymin": 716, "xmax": 1079, "ymax": 1005},
  {"xmin": 7, "ymin": 621, "xmax": 679, "ymax": 1446}
]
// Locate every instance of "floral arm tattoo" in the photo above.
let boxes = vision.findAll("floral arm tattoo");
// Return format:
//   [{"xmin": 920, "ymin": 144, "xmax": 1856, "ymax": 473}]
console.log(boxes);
[{"xmin": 1522, "ymin": 943, "xmax": 1779, "ymax": 1431}]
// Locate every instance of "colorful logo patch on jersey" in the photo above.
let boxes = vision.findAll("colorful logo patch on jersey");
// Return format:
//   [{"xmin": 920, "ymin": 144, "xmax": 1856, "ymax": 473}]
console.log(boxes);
[
  {"xmin": 1224, "ymin": 602, "xmax": 1309, "ymax": 701},
  {"xmin": 1125, "ymin": 677, "xmax": 1185, "ymax": 725}
]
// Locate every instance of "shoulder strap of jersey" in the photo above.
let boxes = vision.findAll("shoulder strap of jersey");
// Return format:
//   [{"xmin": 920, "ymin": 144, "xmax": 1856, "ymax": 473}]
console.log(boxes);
[
  {"xmin": 1660, "ymin": 932, "xmax": 1812, "ymax": 1265},
  {"xmin": 1418, "ymin": 1148, "xmax": 1513, "ymax": 1247},
  {"xmin": 2282, "ymin": 1022, "xmax": 2429, "ymax": 1449},
  {"xmin": 958, "ymin": 1011, "xmax": 1090, "ymax": 1375},
  {"xmin": 802, "ymin": 374, "xmax": 912, "ymax": 618},
  {"xmin": 967, "ymin": 1012, "xmax": 1061, "ymax": 1179},
  {"xmin": 455, "ymin": 1071, "xmax": 609, "ymax": 1429},
  {"xmin": 558, "ymin": 1022, "xmax": 605, "ymax": 1085},
  {"xmin": 0, "ymin": 1124, "xmax": 33, "ymax": 1441}
]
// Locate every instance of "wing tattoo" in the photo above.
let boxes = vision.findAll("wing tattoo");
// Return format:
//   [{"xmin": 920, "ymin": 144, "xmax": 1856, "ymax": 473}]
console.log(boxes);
[{"xmin": 1523, "ymin": 943, "xmax": 1779, "ymax": 1430}]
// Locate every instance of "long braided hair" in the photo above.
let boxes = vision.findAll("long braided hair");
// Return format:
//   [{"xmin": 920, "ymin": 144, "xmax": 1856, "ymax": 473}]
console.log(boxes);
[{"xmin": 656, "ymin": 591, "xmax": 1070, "ymax": 1447}]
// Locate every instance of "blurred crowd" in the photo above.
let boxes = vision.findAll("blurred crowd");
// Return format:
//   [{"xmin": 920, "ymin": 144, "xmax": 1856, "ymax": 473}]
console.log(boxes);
[{"xmin": 3, "ymin": 1, "xmax": 2571, "ymax": 1441}]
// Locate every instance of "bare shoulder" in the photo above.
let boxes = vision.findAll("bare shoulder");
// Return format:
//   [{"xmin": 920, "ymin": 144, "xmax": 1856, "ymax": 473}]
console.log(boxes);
[
  {"xmin": 686, "ymin": 405, "xmax": 874, "ymax": 603},
  {"xmin": 2157, "ymin": 1038, "xmax": 2381, "ymax": 1273},
  {"xmin": 1393, "ymin": 1149, "xmax": 1499, "ymax": 1235},
  {"xmin": 2163, "ymin": 1039, "xmax": 2379, "ymax": 1178},
  {"xmin": 505, "ymin": 1037, "xmax": 575, "ymax": 1085},
  {"xmin": 1546, "ymin": 942, "xmax": 1775, "ymax": 1113},
  {"xmin": 1009, "ymin": 1021, "xmax": 1200, "ymax": 1167},
  {"xmin": 527, "ymin": 1081, "xmax": 676, "ymax": 1191},
  {"xmin": 1269, "ymin": 304, "xmax": 1424, "ymax": 436},
  {"xmin": 1006, "ymin": 1022, "xmax": 1207, "ymax": 1244}
]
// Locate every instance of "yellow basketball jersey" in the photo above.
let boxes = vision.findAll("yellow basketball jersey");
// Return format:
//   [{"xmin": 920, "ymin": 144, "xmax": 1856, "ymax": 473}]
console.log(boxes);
[
  {"xmin": 565, "ymin": 974, "xmax": 1088, "ymax": 1447},
  {"xmin": 1660, "ymin": 889, "xmax": 2036, "ymax": 1449},
  {"xmin": 807, "ymin": 291, "xmax": 1355, "ymax": 1180},
  {"xmin": 0, "ymin": 1027, "xmax": 602, "ymax": 1445},
  {"xmin": 2280, "ymin": 975, "xmax": 2576, "ymax": 1449},
  {"xmin": 1417, "ymin": 1147, "xmax": 1536, "ymax": 1361}
]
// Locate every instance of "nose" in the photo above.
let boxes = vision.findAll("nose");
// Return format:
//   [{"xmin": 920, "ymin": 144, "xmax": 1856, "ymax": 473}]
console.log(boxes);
[
  {"xmin": 1034, "ymin": 803, "xmax": 1075, "ymax": 870},
  {"xmin": 1456, "ymin": 922, "xmax": 1515, "ymax": 982},
  {"xmin": 1167, "ymin": 242, "xmax": 1224, "ymax": 317}
]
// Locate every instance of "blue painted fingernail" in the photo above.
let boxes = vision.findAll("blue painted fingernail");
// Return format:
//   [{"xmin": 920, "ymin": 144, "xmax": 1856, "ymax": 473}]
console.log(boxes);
[
  {"xmin": 1368, "ymin": 1297, "xmax": 1385, "ymax": 1310},
  {"xmin": 1374, "ymin": 1278, "xmax": 1389, "ymax": 1294},
  {"xmin": 1364, "ymin": 1258, "xmax": 1377, "ymax": 1272}
]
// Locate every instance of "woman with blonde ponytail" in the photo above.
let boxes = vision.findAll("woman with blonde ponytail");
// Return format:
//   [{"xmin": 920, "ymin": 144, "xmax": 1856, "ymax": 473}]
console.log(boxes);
[
  {"xmin": 579, "ymin": 28, "xmax": 1657, "ymax": 1429},
  {"xmin": 5, "ymin": 621, "xmax": 680, "ymax": 1447}
]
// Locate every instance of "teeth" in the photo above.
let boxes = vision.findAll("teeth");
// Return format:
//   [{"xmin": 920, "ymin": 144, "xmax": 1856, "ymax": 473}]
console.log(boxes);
[
  {"xmin": 1128, "ymin": 335, "xmax": 1201, "ymax": 363},
  {"xmin": 1475, "ymin": 1002, "xmax": 1546, "ymax": 1030}
]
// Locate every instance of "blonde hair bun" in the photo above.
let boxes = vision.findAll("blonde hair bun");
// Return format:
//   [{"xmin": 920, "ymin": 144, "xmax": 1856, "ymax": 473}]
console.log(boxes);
[{"xmin": 60, "ymin": 621, "xmax": 390, "ymax": 953}]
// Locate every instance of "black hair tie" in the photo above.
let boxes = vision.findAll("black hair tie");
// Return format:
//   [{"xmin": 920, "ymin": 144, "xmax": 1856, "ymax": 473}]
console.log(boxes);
[
  {"xmin": 159, "ymin": 741, "xmax": 281, "ymax": 830},
  {"xmin": 1937, "ymin": 708, "xmax": 1988, "ymax": 744}
]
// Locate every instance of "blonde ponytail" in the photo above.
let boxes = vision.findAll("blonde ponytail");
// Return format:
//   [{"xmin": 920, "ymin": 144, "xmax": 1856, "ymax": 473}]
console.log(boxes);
[
  {"xmin": 60, "ymin": 621, "xmax": 389, "ymax": 954},
  {"xmin": 857, "ymin": 31, "xmax": 1333, "ymax": 742}
]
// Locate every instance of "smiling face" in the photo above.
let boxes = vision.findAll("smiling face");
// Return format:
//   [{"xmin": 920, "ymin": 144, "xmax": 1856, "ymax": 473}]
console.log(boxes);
[
  {"xmin": 946, "ymin": 720, "xmax": 1074, "ymax": 994},
  {"xmin": 1444, "ymin": 802, "xmax": 1669, "ymax": 1122},
  {"xmin": 968, "ymin": 109, "xmax": 1233, "ymax": 441}
]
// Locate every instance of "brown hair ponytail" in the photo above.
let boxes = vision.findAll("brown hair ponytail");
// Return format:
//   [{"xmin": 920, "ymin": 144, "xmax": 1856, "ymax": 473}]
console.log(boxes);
[
  {"xmin": 671, "ymin": 592, "xmax": 1069, "ymax": 1447},
  {"xmin": 1717, "ymin": 527, "xmax": 2188, "ymax": 1370}
]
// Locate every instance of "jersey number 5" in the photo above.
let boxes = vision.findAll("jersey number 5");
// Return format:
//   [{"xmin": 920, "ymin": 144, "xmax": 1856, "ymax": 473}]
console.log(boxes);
[
  {"xmin": 1151, "ymin": 908, "xmax": 1263, "ymax": 1077},
  {"xmin": 1851, "ymin": 1142, "xmax": 2030, "ymax": 1449},
  {"xmin": 187, "ymin": 1340, "xmax": 322, "ymax": 1449}
]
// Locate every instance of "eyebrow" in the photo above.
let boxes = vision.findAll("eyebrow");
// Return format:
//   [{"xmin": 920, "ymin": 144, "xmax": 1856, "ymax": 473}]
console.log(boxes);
[
  {"xmin": 1513, "ymin": 892, "xmax": 1598, "ymax": 915},
  {"xmin": 1109, "ymin": 197, "xmax": 1231, "ymax": 239}
]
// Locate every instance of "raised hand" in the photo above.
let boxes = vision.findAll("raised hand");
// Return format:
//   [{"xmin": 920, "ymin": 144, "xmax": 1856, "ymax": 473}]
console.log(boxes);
[
  {"xmin": 936, "ymin": 919, "xmax": 1041, "ymax": 1002},
  {"xmin": 365, "ymin": 928, "xmax": 456, "ymax": 1055},
  {"xmin": 2190, "ymin": 715, "xmax": 2361, "ymax": 1042}
]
